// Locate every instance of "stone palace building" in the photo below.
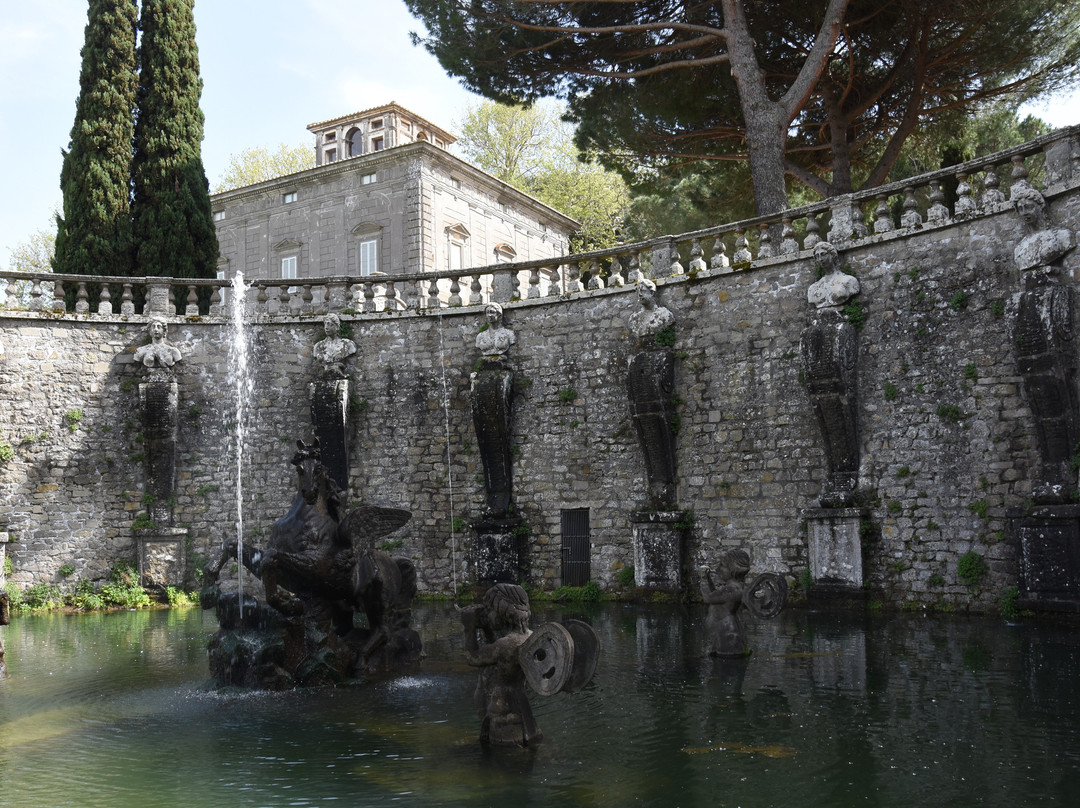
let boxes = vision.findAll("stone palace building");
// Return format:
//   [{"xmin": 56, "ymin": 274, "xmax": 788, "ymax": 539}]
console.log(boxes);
[{"xmin": 210, "ymin": 103, "xmax": 578, "ymax": 284}]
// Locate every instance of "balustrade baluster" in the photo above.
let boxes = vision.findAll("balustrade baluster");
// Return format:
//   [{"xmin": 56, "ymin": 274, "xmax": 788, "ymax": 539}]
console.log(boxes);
[
  {"xmin": 405, "ymin": 279, "xmax": 420, "ymax": 310},
  {"xmin": 628, "ymin": 251, "xmax": 644, "ymax": 283},
  {"xmin": 52, "ymin": 280, "xmax": 66, "ymax": 313},
  {"xmin": 608, "ymin": 255, "xmax": 625, "ymax": 286},
  {"xmin": 382, "ymin": 281, "xmax": 398, "ymax": 311},
  {"xmin": 757, "ymin": 224, "xmax": 773, "ymax": 258},
  {"xmin": 426, "ymin": 279, "xmax": 441, "ymax": 309},
  {"xmin": 255, "ymin": 284, "xmax": 269, "ymax": 316},
  {"xmin": 363, "ymin": 281, "xmax": 377, "ymax": 313},
  {"xmin": 689, "ymin": 239, "xmax": 707, "ymax": 273},
  {"xmin": 900, "ymin": 187, "xmax": 922, "ymax": 228},
  {"xmin": 121, "ymin": 283, "xmax": 135, "ymax": 316},
  {"xmin": 301, "ymin": 284, "xmax": 314, "ymax": 314},
  {"xmin": 448, "ymin": 277, "xmax": 462, "ymax": 307},
  {"xmin": 209, "ymin": 285, "xmax": 223, "ymax": 316},
  {"xmin": 4, "ymin": 278, "xmax": 16, "ymax": 305},
  {"xmin": 780, "ymin": 219, "xmax": 799, "ymax": 254},
  {"xmin": 527, "ymin": 267, "xmax": 542, "ymax": 298},
  {"xmin": 711, "ymin": 236, "xmax": 730, "ymax": 269},
  {"xmin": 669, "ymin": 239, "xmax": 684, "ymax": 276},
  {"xmin": 873, "ymin": 194, "xmax": 894, "ymax": 234},
  {"xmin": 733, "ymin": 230, "xmax": 752, "ymax": 264},
  {"xmin": 587, "ymin": 259, "xmax": 605, "ymax": 290},
  {"xmin": 1010, "ymin": 155, "xmax": 1031, "ymax": 198},
  {"xmin": 278, "ymin": 284, "xmax": 291, "ymax": 314},
  {"xmin": 186, "ymin": 285, "xmax": 199, "ymax": 316},
  {"xmin": 567, "ymin": 262, "xmax": 582, "ymax": 294},
  {"xmin": 99, "ymin": 284, "xmax": 113, "ymax": 315},
  {"xmin": 954, "ymin": 172, "xmax": 977, "ymax": 218},
  {"xmin": 75, "ymin": 282, "xmax": 90, "ymax": 314},
  {"xmin": 546, "ymin": 265, "xmax": 562, "ymax": 297},
  {"xmin": 469, "ymin": 275, "xmax": 483, "ymax": 305},
  {"xmin": 803, "ymin": 215, "xmax": 822, "ymax": 249},
  {"xmin": 28, "ymin": 279, "xmax": 43, "ymax": 312},
  {"xmin": 926, "ymin": 182, "xmax": 949, "ymax": 224},
  {"xmin": 982, "ymin": 167, "xmax": 1006, "ymax": 207}
]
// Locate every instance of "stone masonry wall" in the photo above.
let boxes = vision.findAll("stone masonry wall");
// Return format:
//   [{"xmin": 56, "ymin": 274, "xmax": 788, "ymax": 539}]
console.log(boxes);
[{"xmin": 1, "ymin": 185, "xmax": 1078, "ymax": 611}]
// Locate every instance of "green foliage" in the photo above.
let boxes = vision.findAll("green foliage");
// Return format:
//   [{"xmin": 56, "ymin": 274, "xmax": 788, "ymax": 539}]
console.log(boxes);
[
  {"xmin": 887, "ymin": 500, "xmax": 902, "ymax": 514},
  {"xmin": 1000, "ymin": 585, "xmax": 1020, "ymax": 620},
  {"xmin": 936, "ymin": 403, "xmax": 966, "ymax": 423},
  {"xmin": 64, "ymin": 409, "xmax": 84, "ymax": 432},
  {"xmin": 558, "ymin": 387, "xmax": 578, "ymax": 404},
  {"xmin": 0, "ymin": 440, "xmax": 14, "ymax": 463},
  {"xmin": 20, "ymin": 582, "xmax": 63, "ymax": 611},
  {"xmin": 928, "ymin": 573, "xmax": 946, "ymax": 587},
  {"xmin": 989, "ymin": 299, "xmax": 1005, "ymax": 318},
  {"xmin": 674, "ymin": 510, "xmax": 695, "ymax": 532},
  {"xmin": 54, "ymin": 0, "xmax": 138, "ymax": 278},
  {"xmin": 350, "ymin": 396, "xmax": 370, "ymax": 415},
  {"xmin": 131, "ymin": 0, "xmax": 218, "ymax": 279},
  {"xmin": 451, "ymin": 516, "xmax": 467, "ymax": 534},
  {"xmin": 964, "ymin": 362, "xmax": 979, "ymax": 382},
  {"xmin": 214, "ymin": 142, "xmax": 315, "ymax": 192},
  {"xmin": 132, "ymin": 512, "xmax": 157, "ymax": 530},
  {"xmin": 616, "ymin": 566, "xmax": 635, "ymax": 588},
  {"xmin": 884, "ymin": 382, "xmax": 899, "ymax": 402},
  {"xmin": 187, "ymin": 405, "xmax": 202, "ymax": 420},
  {"xmin": 843, "ymin": 301, "xmax": 866, "ymax": 329},
  {"xmin": 896, "ymin": 465, "xmax": 911, "ymax": 479},
  {"xmin": 949, "ymin": 291, "xmax": 971, "ymax": 311},
  {"xmin": 3, "ymin": 557, "xmax": 12, "ymax": 576},
  {"xmin": 70, "ymin": 579, "xmax": 106, "ymax": 611},
  {"xmin": 550, "ymin": 580, "xmax": 603, "ymax": 603},
  {"xmin": 800, "ymin": 568, "xmax": 813, "ymax": 592},
  {"xmin": 511, "ymin": 521, "xmax": 532, "ymax": 540},
  {"xmin": 100, "ymin": 558, "xmax": 151, "ymax": 608},
  {"xmin": 455, "ymin": 100, "xmax": 629, "ymax": 250},
  {"xmin": 654, "ymin": 324, "xmax": 676, "ymax": 347},
  {"xmin": 957, "ymin": 551, "xmax": 987, "ymax": 587},
  {"xmin": 967, "ymin": 499, "xmax": 989, "ymax": 519},
  {"xmin": 58, "ymin": 563, "xmax": 76, "ymax": 578},
  {"xmin": 164, "ymin": 586, "xmax": 200, "ymax": 607},
  {"xmin": 196, "ymin": 483, "xmax": 220, "ymax": 498}
]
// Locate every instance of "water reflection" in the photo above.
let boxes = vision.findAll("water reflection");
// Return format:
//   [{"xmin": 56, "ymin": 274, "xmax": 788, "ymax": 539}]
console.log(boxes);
[{"xmin": 0, "ymin": 605, "xmax": 1078, "ymax": 807}]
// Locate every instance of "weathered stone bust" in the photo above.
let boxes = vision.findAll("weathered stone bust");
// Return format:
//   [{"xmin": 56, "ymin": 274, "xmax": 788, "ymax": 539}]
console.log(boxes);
[
  {"xmin": 475, "ymin": 303, "xmax": 516, "ymax": 358},
  {"xmin": 313, "ymin": 313, "xmax": 357, "ymax": 377},
  {"xmin": 628, "ymin": 279, "xmax": 675, "ymax": 340},
  {"xmin": 1013, "ymin": 184, "xmax": 1075, "ymax": 272},
  {"xmin": 133, "ymin": 318, "xmax": 182, "ymax": 369},
  {"xmin": 806, "ymin": 242, "xmax": 860, "ymax": 308}
]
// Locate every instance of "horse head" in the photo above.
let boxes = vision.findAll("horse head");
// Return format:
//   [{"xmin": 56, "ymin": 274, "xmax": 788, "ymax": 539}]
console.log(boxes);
[{"xmin": 293, "ymin": 439, "xmax": 324, "ymax": 506}]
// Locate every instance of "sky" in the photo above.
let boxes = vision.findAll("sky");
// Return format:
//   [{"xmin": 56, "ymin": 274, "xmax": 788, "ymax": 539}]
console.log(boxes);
[
  {"xmin": 1, "ymin": 1, "xmax": 1078, "ymax": 263},
  {"xmin": 0, "ymin": 0, "xmax": 483, "ymax": 261}
]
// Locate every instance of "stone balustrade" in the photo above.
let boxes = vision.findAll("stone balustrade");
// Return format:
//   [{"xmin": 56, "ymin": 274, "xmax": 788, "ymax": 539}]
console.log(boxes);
[{"xmin": 3, "ymin": 125, "xmax": 1077, "ymax": 320}]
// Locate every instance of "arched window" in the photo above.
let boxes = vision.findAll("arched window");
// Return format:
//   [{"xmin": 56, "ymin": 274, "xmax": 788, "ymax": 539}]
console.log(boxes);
[
  {"xmin": 346, "ymin": 127, "xmax": 363, "ymax": 158},
  {"xmin": 493, "ymin": 243, "xmax": 517, "ymax": 263},
  {"xmin": 444, "ymin": 223, "xmax": 470, "ymax": 271}
]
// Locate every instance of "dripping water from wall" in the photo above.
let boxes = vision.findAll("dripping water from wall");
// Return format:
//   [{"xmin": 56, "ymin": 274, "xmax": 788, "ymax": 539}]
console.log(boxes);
[{"xmin": 436, "ymin": 312, "xmax": 459, "ymax": 601}]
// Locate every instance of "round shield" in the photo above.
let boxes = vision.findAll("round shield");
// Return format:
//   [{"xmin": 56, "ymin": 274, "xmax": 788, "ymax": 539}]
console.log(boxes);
[
  {"xmin": 744, "ymin": 572, "xmax": 789, "ymax": 619},
  {"xmin": 519, "ymin": 622, "xmax": 574, "ymax": 696},
  {"xmin": 561, "ymin": 620, "xmax": 600, "ymax": 693}
]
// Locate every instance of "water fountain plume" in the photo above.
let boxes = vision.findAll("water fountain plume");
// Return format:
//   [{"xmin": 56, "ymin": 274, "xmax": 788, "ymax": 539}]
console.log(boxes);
[
  {"xmin": 228, "ymin": 272, "xmax": 253, "ymax": 618},
  {"xmin": 436, "ymin": 314, "xmax": 459, "ymax": 603}
]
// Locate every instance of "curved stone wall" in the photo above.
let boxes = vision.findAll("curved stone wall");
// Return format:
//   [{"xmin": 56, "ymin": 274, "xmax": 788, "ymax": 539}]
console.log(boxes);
[{"xmin": 1, "ymin": 153, "xmax": 1078, "ymax": 611}]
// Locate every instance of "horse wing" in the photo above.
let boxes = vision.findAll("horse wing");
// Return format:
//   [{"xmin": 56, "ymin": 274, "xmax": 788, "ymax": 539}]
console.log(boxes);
[{"xmin": 338, "ymin": 505, "xmax": 412, "ymax": 546}]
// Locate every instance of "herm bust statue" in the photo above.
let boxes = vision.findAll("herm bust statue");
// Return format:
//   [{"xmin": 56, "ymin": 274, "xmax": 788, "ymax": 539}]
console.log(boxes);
[
  {"xmin": 133, "ymin": 318, "xmax": 182, "ymax": 369},
  {"xmin": 475, "ymin": 303, "xmax": 516, "ymax": 358},
  {"xmin": 313, "ymin": 313, "xmax": 357, "ymax": 378},
  {"xmin": 628, "ymin": 279, "xmax": 675, "ymax": 341}
]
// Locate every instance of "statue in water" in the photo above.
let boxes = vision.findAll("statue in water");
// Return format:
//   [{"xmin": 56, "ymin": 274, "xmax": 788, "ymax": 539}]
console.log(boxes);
[
  {"xmin": 698, "ymin": 550, "xmax": 788, "ymax": 657},
  {"xmin": 462, "ymin": 583, "xmax": 600, "ymax": 746},
  {"xmin": 203, "ymin": 439, "xmax": 420, "ymax": 688}
]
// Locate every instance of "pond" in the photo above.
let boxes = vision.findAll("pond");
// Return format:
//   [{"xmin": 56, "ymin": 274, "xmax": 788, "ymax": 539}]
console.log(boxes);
[{"xmin": 1, "ymin": 603, "xmax": 1078, "ymax": 807}]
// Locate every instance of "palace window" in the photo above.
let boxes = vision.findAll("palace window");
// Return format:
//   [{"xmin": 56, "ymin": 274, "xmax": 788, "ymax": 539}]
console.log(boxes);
[
  {"xmin": 283, "ymin": 191, "xmax": 297, "ymax": 204},
  {"xmin": 359, "ymin": 238, "xmax": 378, "ymax": 276}
]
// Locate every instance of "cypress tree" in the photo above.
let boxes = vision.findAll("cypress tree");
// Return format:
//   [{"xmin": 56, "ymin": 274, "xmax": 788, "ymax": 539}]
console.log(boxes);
[
  {"xmin": 54, "ymin": 0, "xmax": 138, "ymax": 277},
  {"xmin": 131, "ymin": 0, "xmax": 218, "ymax": 279}
]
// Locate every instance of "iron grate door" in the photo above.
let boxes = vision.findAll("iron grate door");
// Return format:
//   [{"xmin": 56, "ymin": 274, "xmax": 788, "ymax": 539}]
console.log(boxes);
[{"xmin": 560, "ymin": 508, "xmax": 591, "ymax": 586}]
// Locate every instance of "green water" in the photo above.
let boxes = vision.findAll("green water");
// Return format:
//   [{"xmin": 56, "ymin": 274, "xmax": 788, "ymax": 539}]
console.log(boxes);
[{"xmin": 1, "ymin": 604, "xmax": 1078, "ymax": 807}]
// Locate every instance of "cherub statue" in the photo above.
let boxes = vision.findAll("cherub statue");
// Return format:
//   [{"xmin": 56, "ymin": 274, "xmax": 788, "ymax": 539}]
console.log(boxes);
[
  {"xmin": 461, "ymin": 583, "xmax": 600, "ymax": 746},
  {"xmin": 461, "ymin": 583, "xmax": 541, "ymax": 746},
  {"xmin": 133, "ymin": 317, "xmax": 182, "ymax": 369},
  {"xmin": 312, "ymin": 313, "xmax": 357, "ymax": 377},
  {"xmin": 699, "ymin": 550, "xmax": 788, "ymax": 657}
]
